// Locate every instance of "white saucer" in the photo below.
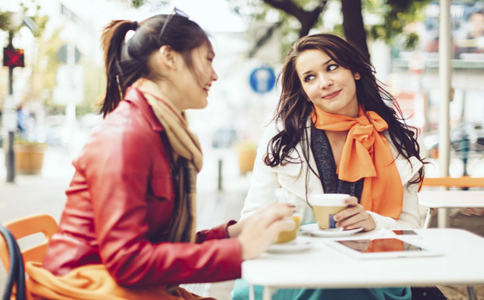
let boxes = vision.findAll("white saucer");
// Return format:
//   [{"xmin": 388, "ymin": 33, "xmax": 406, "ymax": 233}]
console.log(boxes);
[
  {"xmin": 266, "ymin": 239, "xmax": 311, "ymax": 254},
  {"xmin": 300, "ymin": 223, "xmax": 363, "ymax": 237}
]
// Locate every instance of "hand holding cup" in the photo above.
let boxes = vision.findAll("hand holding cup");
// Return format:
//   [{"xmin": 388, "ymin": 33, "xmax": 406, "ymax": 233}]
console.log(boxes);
[
  {"xmin": 333, "ymin": 196, "xmax": 376, "ymax": 231},
  {"xmin": 237, "ymin": 203, "xmax": 296, "ymax": 260},
  {"xmin": 274, "ymin": 189, "xmax": 302, "ymax": 244}
]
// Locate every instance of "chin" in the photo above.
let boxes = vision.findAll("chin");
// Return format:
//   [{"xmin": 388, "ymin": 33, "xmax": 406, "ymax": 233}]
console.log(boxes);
[
  {"xmin": 200, "ymin": 98, "xmax": 209, "ymax": 108},
  {"xmin": 192, "ymin": 100, "xmax": 208, "ymax": 110}
]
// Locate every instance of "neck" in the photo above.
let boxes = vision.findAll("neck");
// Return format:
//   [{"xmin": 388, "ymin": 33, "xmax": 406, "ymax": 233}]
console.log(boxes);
[
  {"xmin": 344, "ymin": 103, "xmax": 360, "ymax": 118},
  {"xmin": 149, "ymin": 77, "xmax": 184, "ymax": 113}
]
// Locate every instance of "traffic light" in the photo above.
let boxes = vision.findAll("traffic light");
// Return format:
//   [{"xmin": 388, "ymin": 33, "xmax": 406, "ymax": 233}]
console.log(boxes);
[{"xmin": 3, "ymin": 47, "xmax": 25, "ymax": 68}]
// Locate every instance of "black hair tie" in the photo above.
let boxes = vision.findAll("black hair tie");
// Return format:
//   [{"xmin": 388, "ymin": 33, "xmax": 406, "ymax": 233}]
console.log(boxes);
[{"xmin": 131, "ymin": 21, "xmax": 138, "ymax": 31}]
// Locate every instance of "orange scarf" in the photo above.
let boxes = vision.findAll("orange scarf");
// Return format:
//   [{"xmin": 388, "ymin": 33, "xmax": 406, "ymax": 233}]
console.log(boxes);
[{"xmin": 312, "ymin": 106, "xmax": 403, "ymax": 219}]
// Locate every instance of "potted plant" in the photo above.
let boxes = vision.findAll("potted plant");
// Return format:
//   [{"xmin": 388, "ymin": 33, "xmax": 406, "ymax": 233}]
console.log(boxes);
[
  {"xmin": 13, "ymin": 138, "xmax": 47, "ymax": 175},
  {"xmin": 236, "ymin": 141, "xmax": 257, "ymax": 175}
]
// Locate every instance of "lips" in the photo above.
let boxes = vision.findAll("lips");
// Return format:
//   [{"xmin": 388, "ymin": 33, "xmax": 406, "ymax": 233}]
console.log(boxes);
[
  {"xmin": 321, "ymin": 89, "xmax": 341, "ymax": 100},
  {"xmin": 203, "ymin": 84, "xmax": 211, "ymax": 94}
]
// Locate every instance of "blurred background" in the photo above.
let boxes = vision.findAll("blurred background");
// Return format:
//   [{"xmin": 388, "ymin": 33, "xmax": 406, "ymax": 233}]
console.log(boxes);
[
  {"xmin": 1, "ymin": 0, "xmax": 484, "ymax": 297},
  {"xmin": 1, "ymin": 0, "xmax": 484, "ymax": 180}
]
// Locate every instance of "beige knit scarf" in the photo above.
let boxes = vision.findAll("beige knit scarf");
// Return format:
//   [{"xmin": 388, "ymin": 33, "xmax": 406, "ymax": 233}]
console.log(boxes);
[{"xmin": 133, "ymin": 78, "xmax": 203, "ymax": 243}]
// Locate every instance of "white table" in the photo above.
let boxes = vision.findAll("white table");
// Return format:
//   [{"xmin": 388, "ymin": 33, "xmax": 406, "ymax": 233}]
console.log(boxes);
[
  {"xmin": 419, "ymin": 190, "xmax": 484, "ymax": 228},
  {"xmin": 242, "ymin": 229, "xmax": 484, "ymax": 300}
]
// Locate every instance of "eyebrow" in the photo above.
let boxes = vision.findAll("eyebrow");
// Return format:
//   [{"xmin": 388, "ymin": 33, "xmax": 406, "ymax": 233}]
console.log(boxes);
[
  {"xmin": 300, "ymin": 58, "xmax": 334, "ymax": 77},
  {"xmin": 208, "ymin": 50, "xmax": 215, "ymax": 57}
]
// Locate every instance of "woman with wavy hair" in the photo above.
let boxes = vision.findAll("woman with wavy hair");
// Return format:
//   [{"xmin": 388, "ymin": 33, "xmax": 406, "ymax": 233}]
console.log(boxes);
[{"xmin": 233, "ymin": 33, "xmax": 426, "ymax": 300}]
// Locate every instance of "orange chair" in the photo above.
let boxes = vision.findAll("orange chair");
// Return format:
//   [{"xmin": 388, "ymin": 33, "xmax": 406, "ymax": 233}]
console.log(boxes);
[
  {"xmin": 422, "ymin": 176, "xmax": 484, "ymax": 188},
  {"xmin": 0, "ymin": 214, "xmax": 58, "ymax": 300},
  {"xmin": 420, "ymin": 176, "xmax": 484, "ymax": 228}
]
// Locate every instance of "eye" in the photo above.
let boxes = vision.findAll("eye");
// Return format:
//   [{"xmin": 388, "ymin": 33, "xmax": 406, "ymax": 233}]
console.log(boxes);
[
  {"xmin": 303, "ymin": 74, "xmax": 315, "ymax": 82},
  {"xmin": 327, "ymin": 64, "xmax": 339, "ymax": 71}
]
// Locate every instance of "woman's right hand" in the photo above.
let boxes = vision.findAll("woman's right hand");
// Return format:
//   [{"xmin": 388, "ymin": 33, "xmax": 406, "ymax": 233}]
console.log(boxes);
[{"xmin": 237, "ymin": 203, "xmax": 296, "ymax": 260}]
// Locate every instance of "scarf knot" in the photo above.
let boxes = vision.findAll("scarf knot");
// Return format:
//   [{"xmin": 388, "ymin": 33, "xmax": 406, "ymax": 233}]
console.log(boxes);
[
  {"xmin": 351, "ymin": 124, "xmax": 375, "ymax": 152},
  {"xmin": 312, "ymin": 105, "xmax": 403, "ymax": 219}
]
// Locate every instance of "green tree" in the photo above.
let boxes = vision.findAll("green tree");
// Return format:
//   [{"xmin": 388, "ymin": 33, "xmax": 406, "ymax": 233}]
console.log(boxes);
[
  {"xmin": 228, "ymin": 0, "xmax": 429, "ymax": 59},
  {"xmin": 0, "ymin": 0, "xmax": 48, "ymax": 37},
  {"xmin": 123, "ymin": 0, "xmax": 429, "ymax": 60},
  {"xmin": 114, "ymin": 0, "xmax": 170, "ymax": 10},
  {"xmin": 78, "ymin": 60, "xmax": 106, "ymax": 116},
  {"xmin": 36, "ymin": 27, "xmax": 64, "ymax": 110},
  {"xmin": 0, "ymin": 11, "xmax": 13, "ymax": 32},
  {"xmin": 0, "ymin": 0, "xmax": 49, "ymax": 109},
  {"xmin": 366, "ymin": 0, "xmax": 429, "ymax": 49}
]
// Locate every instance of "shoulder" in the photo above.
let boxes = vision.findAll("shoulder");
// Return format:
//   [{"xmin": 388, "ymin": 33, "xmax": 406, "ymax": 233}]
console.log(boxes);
[
  {"xmin": 104, "ymin": 101, "xmax": 160, "ymax": 145},
  {"xmin": 77, "ymin": 102, "xmax": 165, "ymax": 167},
  {"xmin": 261, "ymin": 121, "xmax": 282, "ymax": 140}
]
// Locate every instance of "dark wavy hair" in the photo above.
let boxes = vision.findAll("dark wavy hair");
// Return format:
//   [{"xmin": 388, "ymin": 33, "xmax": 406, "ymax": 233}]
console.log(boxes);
[
  {"xmin": 265, "ymin": 33, "xmax": 425, "ymax": 184},
  {"xmin": 99, "ymin": 14, "xmax": 210, "ymax": 116}
]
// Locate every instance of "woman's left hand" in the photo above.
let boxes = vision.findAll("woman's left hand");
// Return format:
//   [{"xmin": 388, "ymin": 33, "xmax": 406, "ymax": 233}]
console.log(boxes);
[{"xmin": 333, "ymin": 196, "xmax": 376, "ymax": 232}]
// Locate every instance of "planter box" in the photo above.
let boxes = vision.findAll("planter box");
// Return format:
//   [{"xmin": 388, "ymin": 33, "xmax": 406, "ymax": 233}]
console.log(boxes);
[
  {"xmin": 14, "ymin": 142, "xmax": 47, "ymax": 175},
  {"xmin": 237, "ymin": 142, "xmax": 257, "ymax": 175}
]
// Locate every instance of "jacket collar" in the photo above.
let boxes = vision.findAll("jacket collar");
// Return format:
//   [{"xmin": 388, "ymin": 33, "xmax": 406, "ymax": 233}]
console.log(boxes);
[{"xmin": 124, "ymin": 86, "xmax": 164, "ymax": 132}]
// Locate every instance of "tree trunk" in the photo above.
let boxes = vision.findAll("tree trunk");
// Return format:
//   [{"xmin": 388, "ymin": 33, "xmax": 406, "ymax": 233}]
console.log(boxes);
[
  {"xmin": 341, "ymin": 0, "xmax": 370, "ymax": 60},
  {"xmin": 299, "ymin": 15, "xmax": 315, "ymax": 37},
  {"xmin": 263, "ymin": 0, "xmax": 326, "ymax": 38}
]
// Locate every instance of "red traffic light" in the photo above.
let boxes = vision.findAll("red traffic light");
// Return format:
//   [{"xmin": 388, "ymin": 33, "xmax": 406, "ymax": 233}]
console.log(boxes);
[{"xmin": 3, "ymin": 47, "xmax": 25, "ymax": 68}]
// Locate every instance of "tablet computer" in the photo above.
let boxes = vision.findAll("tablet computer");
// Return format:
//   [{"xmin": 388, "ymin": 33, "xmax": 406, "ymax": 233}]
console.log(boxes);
[
  {"xmin": 325, "ymin": 237, "xmax": 443, "ymax": 259},
  {"xmin": 392, "ymin": 229, "xmax": 418, "ymax": 236}
]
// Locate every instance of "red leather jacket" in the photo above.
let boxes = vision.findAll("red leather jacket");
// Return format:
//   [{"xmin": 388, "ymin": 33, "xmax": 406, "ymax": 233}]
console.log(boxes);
[{"xmin": 42, "ymin": 87, "xmax": 242, "ymax": 286}]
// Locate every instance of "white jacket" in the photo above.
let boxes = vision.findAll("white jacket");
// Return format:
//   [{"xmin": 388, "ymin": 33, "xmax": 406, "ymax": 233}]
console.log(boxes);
[{"xmin": 240, "ymin": 121, "xmax": 423, "ymax": 229}]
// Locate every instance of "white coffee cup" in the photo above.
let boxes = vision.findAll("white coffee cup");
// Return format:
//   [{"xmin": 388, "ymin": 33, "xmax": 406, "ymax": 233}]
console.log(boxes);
[{"xmin": 309, "ymin": 194, "xmax": 350, "ymax": 230}]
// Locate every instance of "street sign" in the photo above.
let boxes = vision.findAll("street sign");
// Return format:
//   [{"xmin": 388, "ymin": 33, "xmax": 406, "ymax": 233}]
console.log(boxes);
[
  {"xmin": 249, "ymin": 66, "xmax": 276, "ymax": 94},
  {"xmin": 56, "ymin": 44, "xmax": 81, "ymax": 64},
  {"xmin": 3, "ymin": 47, "xmax": 25, "ymax": 68},
  {"xmin": 53, "ymin": 65, "xmax": 84, "ymax": 105}
]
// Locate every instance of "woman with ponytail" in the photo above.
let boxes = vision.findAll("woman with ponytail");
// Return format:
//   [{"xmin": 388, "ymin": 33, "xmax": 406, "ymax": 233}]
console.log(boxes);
[
  {"xmin": 26, "ymin": 9, "xmax": 295, "ymax": 299},
  {"xmin": 233, "ymin": 33, "xmax": 427, "ymax": 299}
]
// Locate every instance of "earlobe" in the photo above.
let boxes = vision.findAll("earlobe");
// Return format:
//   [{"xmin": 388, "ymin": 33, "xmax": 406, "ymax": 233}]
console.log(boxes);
[
  {"xmin": 159, "ymin": 46, "xmax": 176, "ymax": 69},
  {"xmin": 354, "ymin": 72, "xmax": 361, "ymax": 80}
]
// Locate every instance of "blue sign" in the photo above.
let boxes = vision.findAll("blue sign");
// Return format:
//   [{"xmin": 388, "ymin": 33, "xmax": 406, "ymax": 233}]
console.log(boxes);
[{"xmin": 249, "ymin": 66, "xmax": 276, "ymax": 94}]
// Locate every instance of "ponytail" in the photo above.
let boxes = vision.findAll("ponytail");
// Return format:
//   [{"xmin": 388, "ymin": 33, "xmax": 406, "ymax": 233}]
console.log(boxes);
[{"xmin": 100, "ymin": 20, "xmax": 134, "ymax": 117}]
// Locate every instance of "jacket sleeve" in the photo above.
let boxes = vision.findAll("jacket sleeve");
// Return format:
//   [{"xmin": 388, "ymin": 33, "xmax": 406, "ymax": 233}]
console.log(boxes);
[
  {"xmin": 196, "ymin": 220, "xmax": 237, "ymax": 242},
  {"xmin": 367, "ymin": 172, "xmax": 422, "ymax": 229},
  {"xmin": 83, "ymin": 124, "xmax": 242, "ymax": 286}
]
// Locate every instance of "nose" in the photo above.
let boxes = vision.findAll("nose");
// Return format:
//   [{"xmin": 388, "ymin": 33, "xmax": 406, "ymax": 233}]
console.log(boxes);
[
  {"xmin": 212, "ymin": 69, "xmax": 218, "ymax": 82},
  {"xmin": 318, "ymin": 75, "xmax": 333, "ymax": 89}
]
